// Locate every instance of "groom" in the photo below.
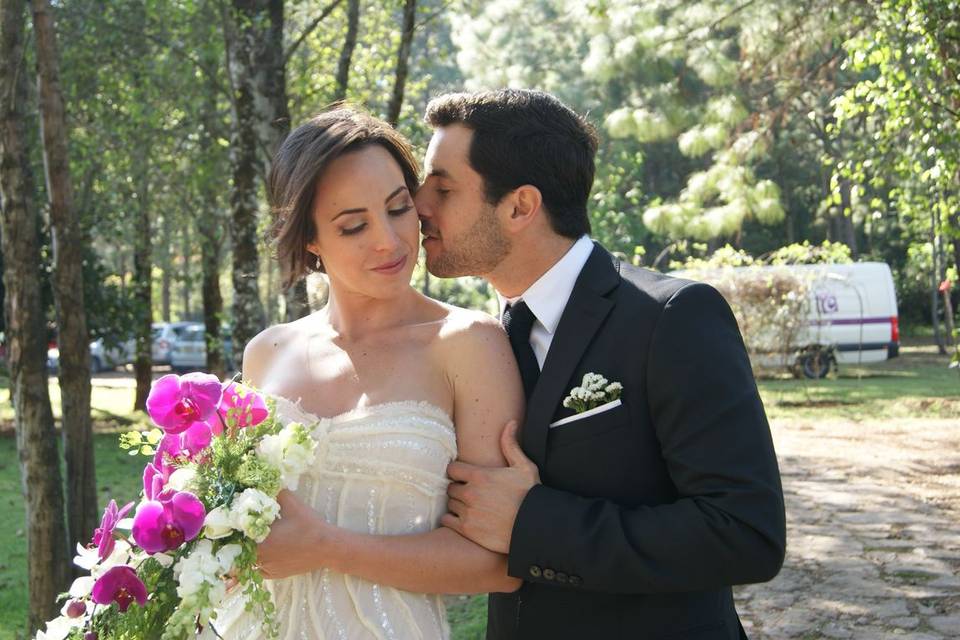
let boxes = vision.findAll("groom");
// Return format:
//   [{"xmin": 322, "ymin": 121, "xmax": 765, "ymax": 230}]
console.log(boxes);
[{"xmin": 414, "ymin": 89, "xmax": 786, "ymax": 639}]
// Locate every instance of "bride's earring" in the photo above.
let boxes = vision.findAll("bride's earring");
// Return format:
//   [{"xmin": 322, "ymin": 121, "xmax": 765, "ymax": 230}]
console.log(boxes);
[{"xmin": 315, "ymin": 254, "xmax": 323, "ymax": 271}]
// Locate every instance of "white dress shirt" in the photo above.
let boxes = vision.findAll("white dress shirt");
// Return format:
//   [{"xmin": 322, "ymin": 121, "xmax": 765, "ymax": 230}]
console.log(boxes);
[{"xmin": 498, "ymin": 235, "xmax": 594, "ymax": 369}]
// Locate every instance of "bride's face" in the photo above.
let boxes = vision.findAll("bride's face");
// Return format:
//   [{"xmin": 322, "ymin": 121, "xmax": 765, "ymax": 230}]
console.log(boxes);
[{"xmin": 307, "ymin": 145, "xmax": 419, "ymax": 298}]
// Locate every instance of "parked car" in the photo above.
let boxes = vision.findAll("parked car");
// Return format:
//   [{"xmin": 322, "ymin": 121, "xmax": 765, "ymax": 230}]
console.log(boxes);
[
  {"xmin": 90, "ymin": 337, "xmax": 134, "ymax": 373},
  {"xmin": 169, "ymin": 324, "xmax": 235, "ymax": 373},
  {"xmin": 671, "ymin": 262, "xmax": 900, "ymax": 378},
  {"xmin": 152, "ymin": 322, "xmax": 200, "ymax": 365},
  {"xmin": 47, "ymin": 338, "xmax": 133, "ymax": 374}
]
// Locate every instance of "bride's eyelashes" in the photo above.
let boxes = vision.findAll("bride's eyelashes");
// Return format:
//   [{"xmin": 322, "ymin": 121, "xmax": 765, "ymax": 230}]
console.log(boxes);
[{"xmin": 339, "ymin": 204, "xmax": 414, "ymax": 236}]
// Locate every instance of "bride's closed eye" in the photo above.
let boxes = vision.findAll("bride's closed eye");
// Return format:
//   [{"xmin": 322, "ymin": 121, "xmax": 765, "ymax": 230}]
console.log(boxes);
[{"xmin": 339, "ymin": 203, "xmax": 413, "ymax": 236}]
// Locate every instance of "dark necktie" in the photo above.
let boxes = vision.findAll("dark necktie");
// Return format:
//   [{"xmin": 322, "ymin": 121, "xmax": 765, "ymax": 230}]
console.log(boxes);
[{"xmin": 502, "ymin": 300, "xmax": 540, "ymax": 398}]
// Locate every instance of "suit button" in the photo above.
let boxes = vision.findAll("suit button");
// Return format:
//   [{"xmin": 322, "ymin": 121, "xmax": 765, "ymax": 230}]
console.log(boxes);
[
  {"xmin": 556, "ymin": 572, "xmax": 568, "ymax": 583},
  {"xmin": 529, "ymin": 565, "xmax": 542, "ymax": 578},
  {"xmin": 569, "ymin": 575, "xmax": 582, "ymax": 586},
  {"xmin": 543, "ymin": 568, "xmax": 555, "ymax": 580}
]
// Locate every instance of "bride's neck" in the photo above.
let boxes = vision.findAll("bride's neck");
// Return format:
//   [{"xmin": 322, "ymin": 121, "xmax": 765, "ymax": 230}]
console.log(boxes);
[{"xmin": 322, "ymin": 282, "xmax": 419, "ymax": 340}]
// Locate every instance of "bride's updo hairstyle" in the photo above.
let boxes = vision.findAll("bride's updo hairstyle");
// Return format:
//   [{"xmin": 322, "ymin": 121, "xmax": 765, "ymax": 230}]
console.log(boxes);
[{"xmin": 269, "ymin": 107, "xmax": 420, "ymax": 290}]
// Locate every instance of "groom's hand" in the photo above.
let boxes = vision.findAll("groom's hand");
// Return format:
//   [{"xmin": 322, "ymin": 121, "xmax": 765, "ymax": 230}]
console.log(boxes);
[{"xmin": 442, "ymin": 420, "xmax": 540, "ymax": 554}]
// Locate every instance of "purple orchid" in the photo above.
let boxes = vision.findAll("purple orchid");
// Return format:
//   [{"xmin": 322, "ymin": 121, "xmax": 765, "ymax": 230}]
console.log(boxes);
[
  {"xmin": 91, "ymin": 566, "xmax": 147, "ymax": 612},
  {"xmin": 91, "ymin": 500, "xmax": 134, "ymax": 561},
  {"xmin": 216, "ymin": 381, "xmax": 268, "ymax": 433},
  {"xmin": 142, "ymin": 459, "xmax": 173, "ymax": 502},
  {"xmin": 146, "ymin": 373, "xmax": 223, "ymax": 435},
  {"xmin": 178, "ymin": 422, "xmax": 212, "ymax": 456},
  {"xmin": 131, "ymin": 490, "xmax": 206, "ymax": 554},
  {"xmin": 151, "ymin": 421, "xmax": 210, "ymax": 469}
]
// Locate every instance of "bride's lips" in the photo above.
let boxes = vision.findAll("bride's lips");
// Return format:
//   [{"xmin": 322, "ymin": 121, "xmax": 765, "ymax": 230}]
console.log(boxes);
[{"xmin": 372, "ymin": 254, "xmax": 407, "ymax": 275}]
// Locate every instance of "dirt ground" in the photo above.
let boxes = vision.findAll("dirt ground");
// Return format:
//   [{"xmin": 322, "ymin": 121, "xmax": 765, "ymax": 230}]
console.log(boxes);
[{"xmin": 736, "ymin": 416, "xmax": 960, "ymax": 639}]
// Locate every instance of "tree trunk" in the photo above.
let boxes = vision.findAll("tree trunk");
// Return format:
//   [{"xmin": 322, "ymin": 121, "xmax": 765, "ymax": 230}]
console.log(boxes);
[
  {"xmin": 160, "ymin": 212, "xmax": 172, "ymax": 322},
  {"xmin": 333, "ymin": 0, "xmax": 360, "ymax": 102},
  {"xmin": 132, "ymin": 159, "xmax": 153, "ymax": 410},
  {"xmin": 835, "ymin": 179, "xmax": 859, "ymax": 259},
  {"xmin": 181, "ymin": 222, "xmax": 191, "ymax": 318},
  {"xmin": 0, "ymin": 0, "xmax": 69, "ymax": 630},
  {"xmin": 30, "ymin": 0, "xmax": 97, "ymax": 552},
  {"xmin": 386, "ymin": 0, "xmax": 416, "ymax": 127},
  {"xmin": 225, "ymin": 0, "xmax": 268, "ymax": 362},
  {"xmin": 197, "ymin": 90, "xmax": 226, "ymax": 378},
  {"xmin": 262, "ymin": 0, "xmax": 310, "ymax": 322},
  {"xmin": 931, "ymin": 210, "xmax": 945, "ymax": 353}
]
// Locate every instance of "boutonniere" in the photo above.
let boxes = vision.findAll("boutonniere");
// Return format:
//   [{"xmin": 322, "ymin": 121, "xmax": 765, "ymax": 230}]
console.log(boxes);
[{"xmin": 562, "ymin": 373, "xmax": 623, "ymax": 413}]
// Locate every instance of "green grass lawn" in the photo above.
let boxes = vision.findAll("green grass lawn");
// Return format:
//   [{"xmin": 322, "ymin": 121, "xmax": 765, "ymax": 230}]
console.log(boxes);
[
  {"xmin": 757, "ymin": 341, "xmax": 958, "ymax": 420},
  {"xmin": 0, "ymin": 339, "xmax": 954, "ymax": 639}
]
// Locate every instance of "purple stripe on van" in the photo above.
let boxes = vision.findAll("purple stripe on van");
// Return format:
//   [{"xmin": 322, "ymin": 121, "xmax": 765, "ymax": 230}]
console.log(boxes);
[{"xmin": 823, "ymin": 316, "xmax": 893, "ymax": 326}]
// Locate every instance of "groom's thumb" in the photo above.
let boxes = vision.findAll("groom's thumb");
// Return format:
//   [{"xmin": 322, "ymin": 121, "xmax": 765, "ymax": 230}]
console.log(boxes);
[{"xmin": 500, "ymin": 420, "xmax": 526, "ymax": 467}]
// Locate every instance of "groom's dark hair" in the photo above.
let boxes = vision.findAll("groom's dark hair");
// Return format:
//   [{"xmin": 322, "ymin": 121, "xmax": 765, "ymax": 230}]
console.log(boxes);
[{"xmin": 425, "ymin": 89, "xmax": 598, "ymax": 238}]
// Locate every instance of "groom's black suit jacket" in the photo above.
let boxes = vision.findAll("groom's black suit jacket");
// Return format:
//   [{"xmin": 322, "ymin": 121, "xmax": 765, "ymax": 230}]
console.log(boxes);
[{"xmin": 487, "ymin": 243, "xmax": 786, "ymax": 640}]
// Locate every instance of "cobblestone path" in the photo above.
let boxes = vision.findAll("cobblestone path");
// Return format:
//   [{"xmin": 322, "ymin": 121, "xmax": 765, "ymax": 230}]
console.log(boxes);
[{"xmin": 737, "ymin": 418, "xmax": 960, "ymax": 639}]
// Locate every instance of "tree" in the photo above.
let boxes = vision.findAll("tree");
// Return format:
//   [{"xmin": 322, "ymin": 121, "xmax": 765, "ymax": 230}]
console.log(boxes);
[
  {"xmin": 0, "ymin": 0, "xmax": 69, "ymax": 631},
  {"xmin": 30, "ymin": 0, "xmax": 97, "ymax": 550},
  {"xmin": 831, "ymin": 0, "xmax": 960, "ymax": 348},
  {"xmin": 333, "ymin": 0, "xmax": 361, "ymax": 102},
  {"xmin": 386, "ymin": 0, "xmax": 417, "ymax": 126}
]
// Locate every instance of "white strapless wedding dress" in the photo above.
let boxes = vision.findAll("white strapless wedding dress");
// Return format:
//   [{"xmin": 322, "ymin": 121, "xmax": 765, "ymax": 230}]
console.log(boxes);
[{"xmin": 210, "ymin": 396, "xmax": 457, "ymax": 639}]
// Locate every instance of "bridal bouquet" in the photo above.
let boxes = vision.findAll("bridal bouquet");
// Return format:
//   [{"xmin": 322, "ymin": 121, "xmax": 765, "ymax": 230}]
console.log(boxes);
[{"xmin": 35, "ymin": 373, "xmax": 318, "ymax": 640}]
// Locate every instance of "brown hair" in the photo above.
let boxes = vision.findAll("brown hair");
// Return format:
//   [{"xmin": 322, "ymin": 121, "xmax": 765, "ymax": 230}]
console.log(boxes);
[
  {"xmin": 268, "ymin": 107, "xmax": 420, "ymax": 290},
  {"xmin": 425, "ymin": 89, "xmax": 598, "ymax": 239}
]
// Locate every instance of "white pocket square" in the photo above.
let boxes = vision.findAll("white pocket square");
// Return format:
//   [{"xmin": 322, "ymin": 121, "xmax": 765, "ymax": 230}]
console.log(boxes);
[{"xmin": 549, "ymin": 398, "xmax": 622, "ymax": 428}]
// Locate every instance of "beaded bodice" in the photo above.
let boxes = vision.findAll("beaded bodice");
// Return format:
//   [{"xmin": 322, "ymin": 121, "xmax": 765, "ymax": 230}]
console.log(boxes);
[{"xmin": 210, "ymin": 397, "xmax": 457, "ymax": 640}]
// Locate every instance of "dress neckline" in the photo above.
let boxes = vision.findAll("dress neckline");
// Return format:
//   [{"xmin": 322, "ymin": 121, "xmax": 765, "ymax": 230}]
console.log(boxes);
[{"xmin": 264, "ymin": 392, "xmax": 454, "ymax": 429}]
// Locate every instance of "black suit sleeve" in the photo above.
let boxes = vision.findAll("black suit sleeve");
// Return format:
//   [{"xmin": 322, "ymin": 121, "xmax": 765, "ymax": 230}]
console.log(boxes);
[{"xmin": 507, "ymin": 282, "xmax": 786, "ymax": 594}]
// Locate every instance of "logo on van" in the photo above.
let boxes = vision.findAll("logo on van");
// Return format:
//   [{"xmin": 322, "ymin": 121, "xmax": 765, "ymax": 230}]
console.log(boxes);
[{"xmin": 815, "ymin": 291, "xmax": 839, "ymax": 314}]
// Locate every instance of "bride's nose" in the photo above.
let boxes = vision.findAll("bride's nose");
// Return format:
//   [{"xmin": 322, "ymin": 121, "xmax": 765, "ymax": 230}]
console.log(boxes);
[{"xmin": 372, "ymin": 216, "xmax": 402, "ymax": 253}]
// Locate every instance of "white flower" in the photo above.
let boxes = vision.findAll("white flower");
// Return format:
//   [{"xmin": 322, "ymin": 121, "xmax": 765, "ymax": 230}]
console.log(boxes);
[
  {"xmin": 562, "ymin": 373, "xmax": 623, "ymax": 413},
  {"xmin": 59, "ymin": 598, "xmax": 93, "ymax": 618},
  {"xmin": 167, "ymin": 467, "xmax": 197, "ymax": 492},
  {"xmin": 230, "ymin": 488, "xmax": 280, "ymax": 542},
  {"xmin": 257, "ymin": 421, "xmax": 317, "ymax": 491},
  {"xmin": 74, "ymin": 539, "xmax": 132, "ymax": 576},
  {"xmin": 68, "ymin": 576, "xmax": 95, "ymax": 599},
  {"xmin": 216, "ymin": 543, "xmax": 242, "ymax": 574},
  {"xmin": 203, "ymin": 505, "xmax": 236, "ymax": 540},
  {"xmin": 34, "ymin": 615, "xmax": 81, "ymax": 640}
]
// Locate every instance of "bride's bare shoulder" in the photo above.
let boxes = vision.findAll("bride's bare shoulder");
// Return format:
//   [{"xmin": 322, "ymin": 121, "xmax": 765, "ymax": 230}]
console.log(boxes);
[
  {"xmin": 426, "ymin": 301, "xmax": 509, "ymax": 363},
  {"xmin": 240, "ymin": 321, "xmax": 300, "ymax": 386}
]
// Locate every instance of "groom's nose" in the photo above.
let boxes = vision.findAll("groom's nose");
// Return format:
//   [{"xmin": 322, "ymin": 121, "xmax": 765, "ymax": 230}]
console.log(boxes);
[{"xmin": 413, "ymin": 187, "xmax": 432, "ymax": 219}]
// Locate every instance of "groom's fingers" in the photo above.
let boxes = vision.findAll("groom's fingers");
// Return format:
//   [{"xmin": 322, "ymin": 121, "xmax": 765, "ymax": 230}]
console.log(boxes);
[{"xmin": 499, "ymin": 420, "xmax": 528, "ymax": 468}]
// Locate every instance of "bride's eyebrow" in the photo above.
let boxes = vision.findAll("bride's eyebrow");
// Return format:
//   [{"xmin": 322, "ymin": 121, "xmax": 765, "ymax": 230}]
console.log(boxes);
[{"xmin": 331, "ymin": 186, "xmax": 408, "ymax": 220}]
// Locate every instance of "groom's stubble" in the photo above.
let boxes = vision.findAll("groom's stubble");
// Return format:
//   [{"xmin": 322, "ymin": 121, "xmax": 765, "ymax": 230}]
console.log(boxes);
[{"xmin": 424, "ymin": 202, "xmax": 512, "ymax": 278}]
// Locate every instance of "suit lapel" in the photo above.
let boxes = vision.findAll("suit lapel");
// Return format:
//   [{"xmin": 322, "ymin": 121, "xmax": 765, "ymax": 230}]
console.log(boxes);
[{"xmin": 521, "ymin": 243, "xmax": 621, "ymax": 467}]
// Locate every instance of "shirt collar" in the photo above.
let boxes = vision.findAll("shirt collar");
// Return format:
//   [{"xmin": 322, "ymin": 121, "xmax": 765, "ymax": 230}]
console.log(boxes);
[{"xmin": 498, "ymin": 235, "xmax": 594, "ymax": 334}]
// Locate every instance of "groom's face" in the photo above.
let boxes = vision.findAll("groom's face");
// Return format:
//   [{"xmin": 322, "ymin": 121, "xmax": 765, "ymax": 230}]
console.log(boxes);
[{"xmin": 415, "ymin": 125, "xmax": 511, "ymax": 278}]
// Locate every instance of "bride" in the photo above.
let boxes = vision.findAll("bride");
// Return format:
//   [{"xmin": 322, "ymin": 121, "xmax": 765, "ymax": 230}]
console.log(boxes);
[{"xmin": 210, "ymin": 107, "xmax": 524, "ymax": 639}]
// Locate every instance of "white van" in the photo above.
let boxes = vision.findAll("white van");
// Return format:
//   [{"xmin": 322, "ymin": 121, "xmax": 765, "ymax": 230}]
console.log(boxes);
[{"xmin": 671, "ymin": 262, "xmax": 900, "ymax": 378}]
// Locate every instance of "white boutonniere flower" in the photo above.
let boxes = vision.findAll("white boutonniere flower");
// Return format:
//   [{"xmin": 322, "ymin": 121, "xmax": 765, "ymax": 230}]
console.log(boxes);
[{"xmin": 562, "ymin": 373, "xmax": 623, "ymax": 414}]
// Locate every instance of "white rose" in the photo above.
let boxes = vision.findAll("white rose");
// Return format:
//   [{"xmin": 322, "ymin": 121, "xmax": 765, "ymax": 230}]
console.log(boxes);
[
  {"xmin": 203, "ymin": 505, "xmax": 236, "ymax": 540},
  {"xmin": 231, "ymin": 488, "xmax": 280, "ymax": 542},
  {"xmin": 256, "ymin": 433, "xmax": 284, "ymax": 469}
]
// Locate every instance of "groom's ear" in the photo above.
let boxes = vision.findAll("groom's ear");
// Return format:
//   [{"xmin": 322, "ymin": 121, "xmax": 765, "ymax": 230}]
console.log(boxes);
[{"xmin": 504, "ymin": 184, "xmax": 543, "ymax": 232}]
